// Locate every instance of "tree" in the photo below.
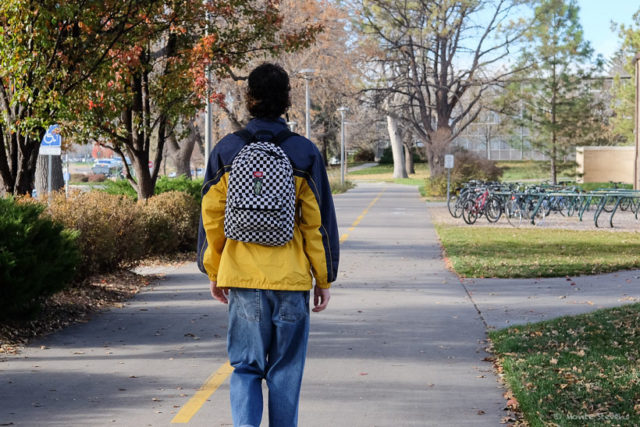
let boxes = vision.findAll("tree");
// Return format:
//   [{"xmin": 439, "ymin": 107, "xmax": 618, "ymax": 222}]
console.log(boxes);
[
  {"xmin": 359, "ymin": 0, "xmax": 529, "ymax": 178},
  {"xmin": 206, "ymin": 0, "xmax": 364, "ymax": 167},
  {"xmin": 0, "ymin": 0, "xmax": 152, "ymax": 195},
  {"xmin": 498, "ymin": 0, "xmax": 606, "ymax": 183},
  {"xmin": 386, "ymin": 111, "xmax": 407, "ymax": 178},
  {"xmin": 66, "ymin": 1, "xmax": 320, "ymax": 200},
  {"xmin": 611, "ymin": 11, "xmax": 640, "ymax": 145}
]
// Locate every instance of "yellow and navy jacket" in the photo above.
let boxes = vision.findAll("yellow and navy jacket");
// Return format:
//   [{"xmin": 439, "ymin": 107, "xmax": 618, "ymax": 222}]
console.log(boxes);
[{"xmin": 197, "ymin": 118, "xmax": 339, "ymax": 290}]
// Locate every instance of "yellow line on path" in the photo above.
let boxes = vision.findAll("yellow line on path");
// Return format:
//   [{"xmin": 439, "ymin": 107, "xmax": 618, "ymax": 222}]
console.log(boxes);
[
  {"xmin": 171, "ymin": 361, "xmax": 234, "ymax": 423},
  {"xmin": 171, "ymin": 187, "xmax": 386, "ymax": 423},
  {"xmin": 345, "ymin": 188, "xmax": 385, "ymax": 237}
]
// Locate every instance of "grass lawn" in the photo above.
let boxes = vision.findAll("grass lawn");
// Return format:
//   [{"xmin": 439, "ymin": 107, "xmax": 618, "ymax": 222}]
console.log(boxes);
[
  {"xmin": 434, "ymin": 224, "xmax": 640, "ymax": 278},
  {"xmin": 497, "ymin": 160, "xmax": 575, "ymax": 182},
  {"xmin": 348, "ymin": 162, "xmax": 429, "ymax": 181},
  {"xmin": 490, "ymin": 303, "xmax": 640, "ymax": 426},
  {"xmin": 346, "ymin": 163, "xmax": 430, "ymax": 194}
]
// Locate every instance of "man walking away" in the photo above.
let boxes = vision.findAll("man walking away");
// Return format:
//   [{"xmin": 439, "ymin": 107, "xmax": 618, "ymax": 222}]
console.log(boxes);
[{"xmin": 197, "ymin": 62, "xmax": 339, "ymax": 427}]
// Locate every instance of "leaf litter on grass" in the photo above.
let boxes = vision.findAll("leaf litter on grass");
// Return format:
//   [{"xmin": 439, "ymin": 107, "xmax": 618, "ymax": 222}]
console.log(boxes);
[{"xmin": 490, "ymin": 304, "xmax": 640, "ymax": 426}]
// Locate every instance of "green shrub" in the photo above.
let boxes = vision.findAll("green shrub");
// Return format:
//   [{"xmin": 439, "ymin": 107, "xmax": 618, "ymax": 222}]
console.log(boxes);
[
  {"xmin": 353, "ymin": 148, "xmax": 375, "ymax": 162},
  {"xmin": 0, "ymin": 197, "xmax": 80, "ymax": 319},
  {"xmin": 424, "ymin": 175, "xmax": 449, "ymax": 197},
  {"xmin": 101, "ymin": 178, "xmax": 138, "ymax": 199},
  {"xmin": 378, "ymin": 146, "xmax": 423, "ymax": 165},
  {"xmin": 155, "ymin": 175, "xmax": 203, "ymax": 204},
  {"xmin": 101, "ymin": 175, "xmax": 203, "ymax": 203},
  {"xmin": 379, "ymin": 147, "xmax": 393, "ymax": 164},
  {"xmin": 140, "ymin": 191, "xmax": 200, "ymax": 254},
  {"xmin": 47, "ymin": 191, "xmax": 146, "ymax": 278}
]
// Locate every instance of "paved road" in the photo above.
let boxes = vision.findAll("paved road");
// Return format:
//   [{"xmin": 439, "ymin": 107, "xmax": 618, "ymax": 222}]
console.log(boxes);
[{"xmin": 16, "ymin": 181, "xmax": 638, "ymax": 426}]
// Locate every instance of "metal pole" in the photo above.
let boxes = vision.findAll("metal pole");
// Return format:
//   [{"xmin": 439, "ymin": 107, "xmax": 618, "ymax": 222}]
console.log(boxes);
[
  {"xmin": 447, "ymin": 168, "xmax": 451, "ymax": 201},
  {"xmin": 65, "ymin": 153, "xmax": 69, "ymax": 199},
  {"xmin": 204, "ymin": 7, "xmax": 213, "ymax": 168},
  {"xmin": 340, "ymin": 110, "xmax": 345, "ymax": 186},
  {"xmin": 305, "ymin": 77, "xmax": 310, "ymax": 139},
  {"xmin": 520, "ymin": 83, "xmax": 524, "ymax": 160},
  {"xmin": 635, "ymin": 53, "xmax": 640, "ymax": 190},
  {"xmin": 299, "ymin": 69, "xmax": 314, "ymax": 140},
  {"xmin": 47, "ymin": 154, "xmax": 52, "ymax": 196}
]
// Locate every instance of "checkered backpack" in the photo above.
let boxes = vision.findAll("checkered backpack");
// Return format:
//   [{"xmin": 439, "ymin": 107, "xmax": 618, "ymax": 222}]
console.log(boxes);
[{"xmin": 224, "ymin": 129, "xmax": 297, "ymax": 246}]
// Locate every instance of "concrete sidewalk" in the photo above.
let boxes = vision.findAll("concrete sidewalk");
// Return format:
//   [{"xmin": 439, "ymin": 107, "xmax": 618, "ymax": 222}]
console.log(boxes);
[
  {"xmin": 464, "ymin": 270, "xmax": 640, "ymax": 329},
  {"xmin": 298, "ymin": 182, "xmax": 505, "ymax": 426},
  {"xmin": 3, "ymin": 182, "xmax": 638, "ymax": 426}
]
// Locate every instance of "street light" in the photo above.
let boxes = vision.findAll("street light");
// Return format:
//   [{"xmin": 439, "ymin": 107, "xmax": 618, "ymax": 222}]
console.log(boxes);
[
  {"xmin": 204, "ymin": 8, "xmax": 213, "ymax": 168},
  {"xmin": 337, "ymin": 106, "xmax": 349, "ymax": 186},
  {"xmin": 299, "ymin": 68, "xmax": 315, "ymax": 139},
  {"xmin": 635, "ymin": 53, "xmax": 640, "ymax": 190}
]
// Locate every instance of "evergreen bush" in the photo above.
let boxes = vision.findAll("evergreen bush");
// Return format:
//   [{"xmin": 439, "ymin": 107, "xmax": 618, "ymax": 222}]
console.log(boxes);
[
  {"xmin": 101, "ymin": 175, "xmax": 203, "ymax": 203},
  {"xmin": 378, "ymin": 146, "xmax": 423, "ymax": 165},
  {"xmin": 379, "ymin": 147, "xmax": 393, "ymax": 164},
  {"xmin": 101, "ymin": 179, "xmax": 137, "ymax": 199},
  {"xmin": 0, "ymin": 197, "xmax": 79, "ymax": 319},
  {"xmin": 155, "ymin": 175, "xmax": 203, "ymax": 204},
  {"xmin": 353, "ymin": 148, "xmax": 375, "ymax": 162}
]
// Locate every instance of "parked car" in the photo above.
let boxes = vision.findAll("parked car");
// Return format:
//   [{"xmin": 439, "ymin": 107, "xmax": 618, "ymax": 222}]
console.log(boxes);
[{"xmin": 92, "ymin": 159, "xmax": 117, "ymax": 176}]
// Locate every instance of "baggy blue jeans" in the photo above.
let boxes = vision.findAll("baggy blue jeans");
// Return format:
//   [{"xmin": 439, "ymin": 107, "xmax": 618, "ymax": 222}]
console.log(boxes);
[{"xmin": 227, "ymin": 288, "xmax": 310, "ymax": 427}]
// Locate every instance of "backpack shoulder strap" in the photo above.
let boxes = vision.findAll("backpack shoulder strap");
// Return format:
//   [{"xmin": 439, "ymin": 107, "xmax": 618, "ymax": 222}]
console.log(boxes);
[
  {"xmin": 272, "ymin": 129, "xmax": 298, "ymax": 145},
  {"xmin": 233, "ymin": 128, "xmax": 298, "ymax": 145},
  {"xmin": 233, "ymin": 129, "xmax": 253, "ymax": 144}
]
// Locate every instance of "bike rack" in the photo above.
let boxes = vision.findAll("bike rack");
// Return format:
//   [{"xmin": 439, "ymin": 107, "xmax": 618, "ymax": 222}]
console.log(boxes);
[{"xmin": 448, "ymin": 181, "xmax": 640, "ymax": 229}]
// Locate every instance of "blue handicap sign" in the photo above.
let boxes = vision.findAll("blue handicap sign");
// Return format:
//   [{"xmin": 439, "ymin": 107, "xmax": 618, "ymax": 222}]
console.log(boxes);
[
  {"xmin": 42, "ymin": 125, "xmax": 61, "ymax": 147},
  {"xmin": 39, "ymin": 124, "xmax": 61, "ymax": 155}
]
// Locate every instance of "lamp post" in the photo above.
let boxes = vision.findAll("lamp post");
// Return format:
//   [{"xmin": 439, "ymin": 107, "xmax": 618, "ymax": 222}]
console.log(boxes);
[
  {"xmin": 635, "ymin": 53, "xmax": 640, "ymax": 190},
  {"xmin": 204, "ymin": 8, "xmax": 213, "ymax": 168},
  {"xmin": 337, "ymin": 106, "xmax": 349, "ymax": 186},
  {"xmin": 299, "ymin": 69, "xmax": 314, "ymax": 139}
]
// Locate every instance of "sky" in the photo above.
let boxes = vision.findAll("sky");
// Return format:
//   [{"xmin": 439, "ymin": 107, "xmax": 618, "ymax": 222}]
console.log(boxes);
[{"xmin": 578, "ymin": 0, "xmax": 638, "ymax": 59}]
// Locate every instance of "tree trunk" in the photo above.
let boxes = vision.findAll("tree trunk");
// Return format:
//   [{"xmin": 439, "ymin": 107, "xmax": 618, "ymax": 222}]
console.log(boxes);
[
  {"xmin": 174, "ymin": 146, "xmax": 192, "ymax": 178},
  {"xmin": 13, "ymin": 136, "xmax": 40, "ymax": 195},
  {"xmin": 426, "ymin": 126, "xmax": 453, "ymax": 178},
  {"xmin": 551, "ymin": 57, "xmax": 557, "ymax": 185},
  {"xmin": 404, "ymin": 143, "xmax": 415, "ymax": 174},
  {"xmin": 131, "ymin": 157, "xmax": 155, "ymax": 200},
  {"xmin": 551, "ymin": 143, "xmax": 557, "ymax": 185},
  {"xmin": 35, "ymin": 155, "xmax": 64, "ymax": 198},
  {"xmin": 321, "ymin": 137, "xmax": 329, "ymax": 166},
  {"xmin": 386, "ymin": 114, "xmax": 407, "ymax": 178},
  {"xmin": 166, "ymin": 125, "xmax": 198, "ymax": 179}
]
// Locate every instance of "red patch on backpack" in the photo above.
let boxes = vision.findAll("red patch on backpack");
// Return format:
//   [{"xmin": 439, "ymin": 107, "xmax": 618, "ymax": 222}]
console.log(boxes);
[{"xmin": 253, "ymin": 171, "xmax": 264, "ymax": 178}]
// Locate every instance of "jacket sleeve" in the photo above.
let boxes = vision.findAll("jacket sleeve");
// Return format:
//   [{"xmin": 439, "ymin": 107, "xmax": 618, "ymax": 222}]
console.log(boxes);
[
  {"xmin": 197, "ymin": 147, "xmax": 229, "ymax": 281},
  {"xmin": 296, "ymin": 150, "xmax": 340, "ymax": 288}
]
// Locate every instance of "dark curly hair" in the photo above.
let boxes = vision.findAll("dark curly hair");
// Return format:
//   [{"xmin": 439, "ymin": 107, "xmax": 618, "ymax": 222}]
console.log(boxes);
[{"xmin": 246, "ymin": 63, "xmax": 291, "ymax": 119}]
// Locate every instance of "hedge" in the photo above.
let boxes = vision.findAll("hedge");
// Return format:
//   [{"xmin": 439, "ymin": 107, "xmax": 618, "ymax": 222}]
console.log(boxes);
[{"xmin": 0, "ymin": 197, "xmax": 80, "ymax": 319}]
